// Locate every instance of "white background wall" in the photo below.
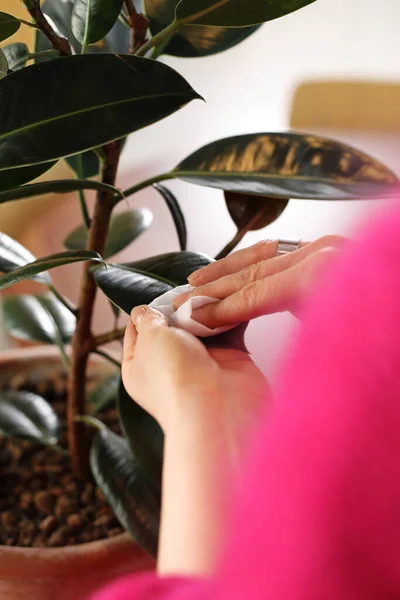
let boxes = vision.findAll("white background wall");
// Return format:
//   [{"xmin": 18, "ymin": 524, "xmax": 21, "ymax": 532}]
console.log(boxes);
[{"xmin": 112, "ymin": 0, "xmax": 400, "ymax": 378}]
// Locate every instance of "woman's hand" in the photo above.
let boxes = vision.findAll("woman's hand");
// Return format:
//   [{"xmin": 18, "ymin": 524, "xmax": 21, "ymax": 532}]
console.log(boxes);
[
  {"xmin": 173, "ymin": 235, "xmax": 346, "ymax": 328},
  {"xmin": 122, "ymin": 306, "xmax": 268, "ymax": 447},
  {"xmin": 122, "ymin": 307, "xmax": 270, "ymax": 575}
]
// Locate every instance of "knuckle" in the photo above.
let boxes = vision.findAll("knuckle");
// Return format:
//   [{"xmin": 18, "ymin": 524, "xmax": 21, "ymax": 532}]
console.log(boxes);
[
  {"xmin": 242, "ymin": 261, "xmax": 264, "ymax": 284},
  {"xmin": 319, "ymin": 234, "xmax": 346, "ymax": 248}
]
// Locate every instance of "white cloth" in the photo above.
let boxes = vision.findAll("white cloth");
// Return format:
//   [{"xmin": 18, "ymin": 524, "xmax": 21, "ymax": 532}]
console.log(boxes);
[{"xmin": 149, "ymin": 284, "xmax": 235, "ymax": 338}]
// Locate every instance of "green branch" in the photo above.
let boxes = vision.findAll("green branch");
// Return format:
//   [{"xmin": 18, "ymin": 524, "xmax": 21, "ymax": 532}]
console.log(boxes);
[{"xmin": 122, "ymin": 172, "xmax": 173, "ymax": 199}]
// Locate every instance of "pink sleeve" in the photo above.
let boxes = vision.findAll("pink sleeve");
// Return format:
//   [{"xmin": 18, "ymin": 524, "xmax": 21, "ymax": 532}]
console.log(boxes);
[{"xmin": 93, "ymin": 206, "xmax": 400, "ymax": 600}]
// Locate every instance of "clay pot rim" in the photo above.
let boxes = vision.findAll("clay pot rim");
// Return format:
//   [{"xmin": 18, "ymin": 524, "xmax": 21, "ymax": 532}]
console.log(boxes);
[{"xmin": 0, "ymin": 345, "xmax": 154, "ymax": 576}]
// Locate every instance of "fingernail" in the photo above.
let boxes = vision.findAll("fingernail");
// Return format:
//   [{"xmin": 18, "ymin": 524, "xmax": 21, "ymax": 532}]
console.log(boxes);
[
  {"xmin": 188, "ymin": 270, "xmax": 201, "ymax": 283},
  {"xmin": 131, "ymin": 306, "xmax": 147, "ymax": 326}
]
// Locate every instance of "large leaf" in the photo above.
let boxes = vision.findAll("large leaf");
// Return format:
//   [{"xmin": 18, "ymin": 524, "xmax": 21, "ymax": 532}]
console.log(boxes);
[
  {"xmin": 72, "ymin": 0, "xmax": 125, "ymax": 45},
  {"xmin": 118, "ymin": 380, "xmax": 164, "ymax": 489},
  {"xmin": 65, "ymin": 209, "xmax": 153, "ymax": 259},
  {"xmin": 0, "ymin": 232, "xmax": 50, "ymax": 285},
  {"xmin": 174, "ymin": 133, "xmax": 399, "ymax": 200},
  {"xmin": 90, "ymin": 427, "xmax": 160, "ymax": 557},
  {"xmin": 145, "ymin": 0, "xmax": 260, "ymax": 57},
  {"xmin": 125, "ymin": 251, "xmax": 212, "ymax": 284},
  {"xmin": 0, "ymin": 12, "xmax": 20, "ymax": 43},
  {"xmin": 0, "ymin": 390, "xmax": 59, "ymax": 445},
  {"xmin": 36, "ymin": 0, "xmax": 130, "ymax": 57},
  {"xmin": 66, "ymin": 151, "xmax": 100, "ymax": 179},
  {"xmin": 3, "ymin": 294, "xmax": 75, "ymax": 344},
  {"xmin": 94, "ymin": 264, "xmax": 173, "ymax": 314},
  {"xmin": 0, "ymin": 179, "xmax": 122, "ymax": 204},
  {"xmin": 0, "ymin": 250, "xmax": 103, "ymax": 291},
  {"xmin": 0, "ymin": 162, "xmax": 57, "ymax": 192},
  {"xmin": 0, "ymin": 50, "xmax": 7, "ymax": 80},
  {"xmin": 88, "ymin": 373, "xmax": 120, "ymax": 414},
  {"xmin": 2, "ymin": 43, "xmax": 30, "ymax": 71},
  {"xmin": 0, "ymin": 54, "xmax": 200, "ymax": 171},
  {"xmin": 175, "ymin": 0, "xmax": 316, "ymax": 27},
  {"xmin": 154, "ymin": 184, "xmax": 187, "ymax": 250},
  {"xmin": 225, "ymin": 191, "xmax": 289, "ymax": 230}
]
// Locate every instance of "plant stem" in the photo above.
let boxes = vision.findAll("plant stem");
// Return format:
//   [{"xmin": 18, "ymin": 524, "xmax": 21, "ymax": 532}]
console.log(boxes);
[
  {"xmin": 93, "ymin": 327, "xmax": 126, "ymax": 347},
  {"xmin": 94, "ymin": 349, "xmax": 122, "ymax": 368},
  {"xmin": 18, "ymin": 18, "xmax": 39, "ymax": 29},
  {"xmin": 135, "ymin": 21, "xmax": 180, "ymax": 57},
  {"xmin": 47, "ymin": 283, "xmax": 77, "ymax": 315},
  {"xmin": 124, "ymin": 0, "xmax": 150, "ymax": 54},
  {"xmin": 25, "ymin": 0, "xmax": 72, "ymax": 56},
  {"xmin": 215, "ymin": 210, "xmax": 266, "ymax": 260},
  {"xmin": 122, "ymin": 172, "xmax": 173, "ymax": 199},
  {"xmin": 75, "ymin": 155, "xmax": 91, "ymax": 228},
  {"xmin": 67, "ymin": 141, "xmax": 122, "ymax": 478}
]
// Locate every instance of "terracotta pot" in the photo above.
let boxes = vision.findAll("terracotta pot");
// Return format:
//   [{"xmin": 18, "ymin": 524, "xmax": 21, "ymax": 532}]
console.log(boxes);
[{"xmin": 0, "ymin": 346, "xmax": 155, "ymax": 600}]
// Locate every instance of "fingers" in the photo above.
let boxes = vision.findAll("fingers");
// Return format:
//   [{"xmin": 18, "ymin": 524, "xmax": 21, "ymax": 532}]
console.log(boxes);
[
  {"xmin": 122, "ymin": 306, "xmax": 168, "ymax": 364},
  {"xmin": 188, "ymin": 240, "xmax": 283, "ymax": 286},
  {"xmin": 190, "ymin": 247, "xmax": 339, "ymax": 327},
  {"xmin": 177, "ymin": 236, "xmax": 346, "ymax": 310}
]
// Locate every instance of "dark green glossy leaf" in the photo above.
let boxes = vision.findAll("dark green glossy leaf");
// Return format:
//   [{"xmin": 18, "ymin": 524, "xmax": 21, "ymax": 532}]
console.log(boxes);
[
  {"xmin": 0, "ymin": 50, "xmax": 8, "ymax": 80},
  {"xmin": 0, "ymin": 179, "xmax": 122, "ymax": 204},
  {"xmin": 66, "ymin": 151, "xmax": 100, "ymax": 179},
  {"xmin": 90, "ymin": 427, "xmax": 160, "ymax": 557},
  {"xmin": 118, "ymin": 380, "xmax": 163, "ymax": 489},
  {"xmin": 175, "ymin": 0, "xmax": 316, "ymax": 26},
  {"xmin": 0, "ymin": 162, "xmax": 58, "ymax": 193},
  {"xmin": 72, "ymin": 0, "xmax": 125, "ymax": 45},
  {"xmin": 0, "ymin": 250, "xmax": 103, "ymax": 291},
  {"xmin": 125, "ymin": 251, "xmax": 212, "ymax": 284},
  {"xmin": 94, "ymin": 264, "xmax": 173, "ymax": 314},
  {"xmin": 225, "ymin": 191, "xmax": 289, "ymax": 230},
  {"xmin": 65, "ymin": 209, "xmax": 153, "ymax": 259},
  {"xmin": 0, "ymin": 232, "xmax": 50, "ymax": 285},
  {"xmin": 88, "ymin": 373, "xmax": 119, "ymax": 414},
  {"xmin": 174, "ymin": 133, "xmax": 399, "ymax": 200},
  {"xmin": 0, "ymin": 54, "xmax": 200, "ymax": 171},
  {"xmin": 145, "ymin": 0, "xmax": 260, "ymax": 57},
  {"xmin": 3, "ymin": 294, "xmax": 75, "ymax": 344},
  {"xmin": 0, "ymin": 12, "xmax": 20, "ymax": 43},
  {"xmin": 2, "ymin": 43, "xmax": 30, "ymax": 71},
  {"xmin": 154, "ymin": 184, "xmax": 187, "ymax": 250},
  {"xmin": 0, "ymin": 390, "xmax": 59, "ymax": 445}
]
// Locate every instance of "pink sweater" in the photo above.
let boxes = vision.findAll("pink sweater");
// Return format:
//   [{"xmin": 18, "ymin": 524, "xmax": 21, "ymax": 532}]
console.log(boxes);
[{"xmin": 94, "ymin": 205, "xmax": 400, "ymax": 600}]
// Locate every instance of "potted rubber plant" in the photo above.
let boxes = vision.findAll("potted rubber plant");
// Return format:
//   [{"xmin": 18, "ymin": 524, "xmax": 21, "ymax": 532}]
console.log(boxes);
[{"xmin": 0, "ymin": 1, "xmax": 397, "ymax": 598}]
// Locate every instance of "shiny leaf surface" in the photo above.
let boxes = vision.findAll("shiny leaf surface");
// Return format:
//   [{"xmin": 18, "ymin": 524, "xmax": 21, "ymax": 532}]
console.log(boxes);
[
  {"xmin": 225, "ymin": 191, "xmax": 289, "ymax": 230},
  {"xmin": 118, "ymin": 380, "xmax": 164, "ymax": 489},
  {"xmin": 154, "ymin": 184, "xmax": 187, "ymax": 250},
  {"xmin": 0, "ymin": 232, "xmax": 50, "ymax": 285},
  {"xmin": 175, "ymin": 133, "xmax": 398, "ymax": 200},
  {"xmin": 65, "ymin": 209, "xmax": 153, "ymax": 259},
  {"xmin": 0, "ymin": 162, "xmax": 58, "ymax": 192},
  {"xmin": 66, "ymin": 151, "xmax": 100, "ymax": 179},
  {"xmin": 90, "ymin": 428, "xmax": 160, "ymax": 557},
  {"xmin": 0, "ymin": 12, "xmax": 20, "ymax": 43},
  {"xmin": 0, "ymin": 250, "xmax": 103, "ymax": 291},
  {"xmin": 94, "ymin": 264, "xmax": 173, "ymax": 314},
  {"xmin": 0, "ymin": 390, "xmax": 59, "ymax": 445},
  {"xmin": 2, "ymin": 43, "xmax": 30, "ymax": 71},
  {"xmin": 145, "ymin": 0, "xmax": 260, "ymax": 57},
  {"xmin": 88, "ymin": 374, "xmax": 119, "ymax": 414},
  {"xmin": 126, "ymin": 251, "xmax": 212, "ymax": 284},
  {"xmin": 72, "ymin": 0, "xmax": 125, "ymax": 45},
  {"xmin": 175, "ymin": 0, "xmax": 316, "ymax": 26},
  {"xmin": 0, "ymin": 54, "xmax": 200, "ymax": 171},
  {"xmin": 0, "ymin": 50, "xmax": 8, "ymax": 80},
  {"xmin": 3, "ymin": 294, "xmax": 75, "ymax": 344},
  {"xmin": 0, "ymin": 179, "xmax": 122, "ymax": 204}
]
